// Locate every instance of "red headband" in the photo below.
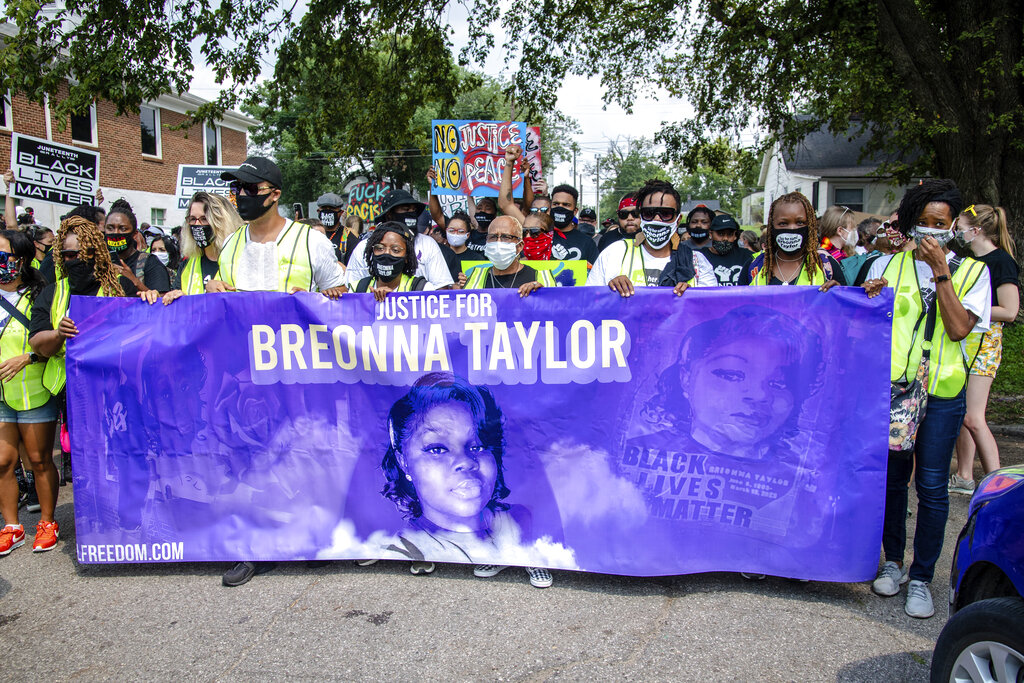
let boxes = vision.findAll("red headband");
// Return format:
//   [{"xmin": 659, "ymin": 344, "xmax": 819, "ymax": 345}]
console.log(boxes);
[{"xmin": 619, "ymin": 197, "xmax": 637, "ymax": 211}]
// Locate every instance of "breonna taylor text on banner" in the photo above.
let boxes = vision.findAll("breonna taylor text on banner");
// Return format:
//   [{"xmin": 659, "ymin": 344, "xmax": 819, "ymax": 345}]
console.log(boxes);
[
  {"xmin": 66, "ymin": 287, "xmax": 894, "ymax": 580},
  {"xmin": 10, "ymin": 133, "xmax": 100, "ymax": 206},
  {"xmin": 431, "ymin": 119, "xmax": 527, "ymax": 198},
  {"xmin": 175, "ymin": 165, "xmax": 236, "ymax": 209}
]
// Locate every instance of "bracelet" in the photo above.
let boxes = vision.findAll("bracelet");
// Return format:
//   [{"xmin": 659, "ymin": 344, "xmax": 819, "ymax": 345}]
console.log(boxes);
[{"xmin": 935, "ymin": 274, "xmax": 951, "ymax": 283}]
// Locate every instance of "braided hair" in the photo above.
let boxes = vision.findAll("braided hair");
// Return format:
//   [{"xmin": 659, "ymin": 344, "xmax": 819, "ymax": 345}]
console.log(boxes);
[
  {"xmin": 765, "ymin": 192, "xmax": 820, "ymax": 283},
  {"xmin": 55, "ymin": 216, "xmax": 125, "ymax": 297},
  {"xmin": 106, "ymin": 198, "xmax": 138, "ymax": 231}
]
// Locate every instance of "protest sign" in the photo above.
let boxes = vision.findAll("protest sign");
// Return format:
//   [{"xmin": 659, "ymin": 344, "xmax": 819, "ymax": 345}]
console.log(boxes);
[
  {"xmin": 524, "ymin": 126, "xmax": 543, "ymax": 184},
  {"xmin": 175, "ymin": 165, "xmax": 235, "ymax": 209},
  {"xmin": 437, "ymin": 193, "xmax": 469, "ymax": 219},
  {"xmin": 67, "ymin": 287, "xmax": 893, "ymax": 580},
  {"xmin": 431, "ymin": 120, "xmax": 527, "ymax": 197},
  {"xmin": 347, "ymin": 182, "xmax": 389, "ymax": 222},
  {"xmin": 463, "ymin": 260, "xmax": 588, "ymax": 287},
  {"xmin": 10, "ymin": 133, "xmax": 99, "ymax": 206}
]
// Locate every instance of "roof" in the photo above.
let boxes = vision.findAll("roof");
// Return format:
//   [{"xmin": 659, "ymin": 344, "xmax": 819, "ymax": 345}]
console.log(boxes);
[
  {"xmin": 681, "ymin": 199, "xmax": 721, "ymax": 214},
  {"xmin": 781, "ymin": 119, "xmax": 910, "ymax": 173}
]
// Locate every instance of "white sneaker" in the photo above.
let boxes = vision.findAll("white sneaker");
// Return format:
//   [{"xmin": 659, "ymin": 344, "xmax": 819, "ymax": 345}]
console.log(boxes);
[
  {"xmin": 355, "ymin": 559, "xmax": 378, "ymax": 567},
  {"xmin": 740, "ymin": 573, "xmax": 767, "ymax": 580},
  {"xmin": 526, "ymin": 567, "xmax": 552, "ymax": 588},
  {"xmin": 474, "ymin": 564, "xmax": 509, "ymax": 578},
  {"xmin": 905, "ymin": 580, "xmax": 934, "ymax": 618},
  {"xmin": 948, "ymin": 473, "xmax": 976, "ymax": 495},
  {"xmin": 872, "ymin": 561, "xmax": 908, "ymax": 596},
  {"xmin": 409, "ymin": 561, "xmax": 435, "ymax": 575}
]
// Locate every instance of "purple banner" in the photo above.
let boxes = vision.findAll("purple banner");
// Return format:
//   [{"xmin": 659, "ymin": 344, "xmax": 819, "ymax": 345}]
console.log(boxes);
[{"xmin": 66, "ymin": 287, "xmax": 893, "ymax": 580}]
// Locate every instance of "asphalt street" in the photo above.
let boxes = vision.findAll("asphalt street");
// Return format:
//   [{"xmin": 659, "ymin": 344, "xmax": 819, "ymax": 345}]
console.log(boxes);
[{"xmin": 2, "ymin": 433, "xmax": 1021, "ymax": 682}]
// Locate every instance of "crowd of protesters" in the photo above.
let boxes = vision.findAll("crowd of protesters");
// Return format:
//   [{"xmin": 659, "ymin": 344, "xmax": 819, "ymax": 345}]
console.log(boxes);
[{"xmin": 0, "ymin": 151, "xmax": 1017, "ymax": 619}]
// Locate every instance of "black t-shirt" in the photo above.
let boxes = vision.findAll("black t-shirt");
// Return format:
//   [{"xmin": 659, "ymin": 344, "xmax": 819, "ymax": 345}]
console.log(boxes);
[
  {"xmin": 120, "ymin": 249, "xmax": 171, "ymax": 292},
  {"xmin": 438, "ymin": 243, "xmax": 462, "ymax": 280},
  {"xmin": 597, "ymin": 228, "xmax": 629, "ymax": 254},
  {"xmin": 466, "ymin": 230, "xmax": 488, "ymax": 255},
  {"xmin": 177, "ymin": 255, "xmax": 220, "ymax": 287},
  {"xmin": 551, "ymin": 228, "xmax": 598, "ymax": 264},
  {"xmin": 39, "ymin": 252, "xmax": 56, "ymax": 284},
  {"xmin": 737, "ymin": 253, "xmax": 847, "ymax": 286},
  {"xmin": 29, "ymin": 279, "xmax": 136, "ymax": 337},
  {"xmin": 975, "ymin": 248, "xmax": 1020, "ymax": 305},
  {"xmin": 700, "ymin": 246, "xmax": 754, "ymax": 286},
  {"xmin": 485, "ymin": 264, "xmax": 538, "ymax": 289}
]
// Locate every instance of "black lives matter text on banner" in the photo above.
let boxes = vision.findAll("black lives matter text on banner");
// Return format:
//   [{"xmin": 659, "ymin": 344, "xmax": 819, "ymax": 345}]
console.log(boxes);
[
  {"xmin": 175, "ymin": 165, "xmax": 236, "ymax": 209},
  {"xmin": 10, "ymin": 133, "xmax": 100, "ymax": 207}
]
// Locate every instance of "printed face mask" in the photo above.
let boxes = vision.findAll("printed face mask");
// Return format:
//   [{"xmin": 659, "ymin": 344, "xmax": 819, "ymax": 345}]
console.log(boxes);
[
  {"xmin": 106, "ymin": 234, "xmax": 131, "ymax": 253},
  {"xmin": 475, "ymin": 212, "xmax": 495, "ymax": 231},
  {"xmin": 191, "ymin": 223, "xmax": 214, "ymax": 248},
  {"xmin": 550, "ymin": 207, "xmax": 574, "ymax": 230},
  {"xmin": 446, "ymin": 231, "xmax": 469, "ymax": 248},
  {"xmin": 640, "ymin": 219, "xmax": 674, "ymax": 249},
  {"xmin": 370, "ymin": 253, "xmax": 405, "ymax": 280},
  {"xmin": 318, "ymin": 209, "xmax": 343, "ymax": 230},
  {"xmin": 954, "ymin": 227, "xmax": 976, "ymax": 248},
  {"xmin": 523, "ymin": 231, "xmax": 553, "ymax": 260},
  {"xmin": 688, "ymin": 228, "xmax": 709, "ymax": 241},
  {"xmin": 235, "ymin": 193, "xmax": 275, "ymax": 222},
  {"xmin": 153, "ymin": 251, "xmax": 170, "ymax": 266},
  {"xmin": 0, "ymin": 254, "xmax": 20, "ymax": 284},
  {"xmin": 774, "ymin": 227, "xmax": 808, "ymax": 253},
  {"xmin": 914, "ymin": 225, "xmax": 954, "ymax": 247},
  {"xmin": 710, "ymin": 238, "xmax": 735, "ymax": 255},
  {"xmin": 484, "ymin": 241, "xmax": 519, "ymax": 270}
]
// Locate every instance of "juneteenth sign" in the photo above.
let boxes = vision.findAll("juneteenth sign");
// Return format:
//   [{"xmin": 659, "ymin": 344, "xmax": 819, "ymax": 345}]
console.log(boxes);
[
  {"xmin": 66, "ymin": 287, "xmax": 894, "ymax": 580},
  {"xmin": 431, "ymin": 119, "xmax": 527, "ymax": 197},
  {"xmin": 10, "ymin": 133, "xmax": 100, "ymax": 206},
  {"xmin": 175, "ymin": 165, "xmax": 236, "ymax": 209}
]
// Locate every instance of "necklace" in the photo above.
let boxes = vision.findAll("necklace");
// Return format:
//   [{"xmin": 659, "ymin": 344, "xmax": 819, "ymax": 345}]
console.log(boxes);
[
  {"xmin": 775, "ymin": 257, "xmax": 802, "ymax": 285},
  {"xmin": 490, "ymin": 266, "xmax": 523, "ymax": 289}
]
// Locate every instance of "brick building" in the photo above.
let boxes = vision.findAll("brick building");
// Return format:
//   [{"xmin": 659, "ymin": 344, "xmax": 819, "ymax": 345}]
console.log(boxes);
[{"xmin": 0, "ymin": 86, "xmax": 257, "ymax": 231}]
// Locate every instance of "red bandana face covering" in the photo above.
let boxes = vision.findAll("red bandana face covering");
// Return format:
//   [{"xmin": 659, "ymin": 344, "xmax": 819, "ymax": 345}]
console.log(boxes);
[{"xmin": 523, "ymin": 231, "xmax": 553, "ymax": 260}]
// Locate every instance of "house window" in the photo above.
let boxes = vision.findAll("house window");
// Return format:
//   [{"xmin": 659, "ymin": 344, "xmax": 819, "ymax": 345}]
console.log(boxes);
[
  {"xmin": 0, "ymin": 93, "xmax": 11, "ymax": 130},
  {"xmin": 71, "ymin": 102, "xmax": 97, "ymax": 145},
  {"xmin": 833, "ymin": 188, "xmax": 864, "ymax": 212},
  {"xmin": 204, "ymin": 122, "xmax": 220, "ymax": 165},
  {"xmin": 140, "ymin": 106, "xmax": 161, "ymax": 157},
  {"xmin": 151, "ymin": 208, "xmax": 166, "ymax": 226}
]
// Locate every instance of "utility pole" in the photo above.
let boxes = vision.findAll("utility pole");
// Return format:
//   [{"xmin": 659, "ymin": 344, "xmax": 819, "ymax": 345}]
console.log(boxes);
[
  {"xmin": 595, "ymin": 155, "xmax": 601, "ymax": 228},
  {"xmin": 572, "ymin": 148, "xmax": 577, "ymax": 192}
]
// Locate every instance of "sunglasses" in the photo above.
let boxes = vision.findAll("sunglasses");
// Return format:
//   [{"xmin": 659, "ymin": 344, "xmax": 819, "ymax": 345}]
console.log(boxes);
[
  {"xmin": 640, "ymin": 206, "xmax": 678, "ymax": 221},
  {"xmin": 0, "ymin": 251, "xmax": 13, "ymax": 266},
  {"xmin": 529, "ymin": 207, "xmax": 550, "ymax": 214},
  {"xmin": 229, "ymin": 181, "xmax": 275, "ymax": 197},
  {"xmin": 524, "ymin": 227, "xmax": 543, "ymax": 236},
  {"xmin": 60, "ymin": 249, "xmax": 91, "ymax": 261},
  {"xmin": 618, "ymin": 209, "xmax": 639, "ymax": 220}
]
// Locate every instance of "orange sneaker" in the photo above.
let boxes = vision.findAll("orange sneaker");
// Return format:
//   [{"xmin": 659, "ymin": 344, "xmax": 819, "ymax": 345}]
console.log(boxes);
[
  {"xmin": 0, "ymin": 524, "xmax": 25, "ymax": 556},
  {"xmin": 32, "ymin": 520, "xmax": 59, "ymax": 552}
]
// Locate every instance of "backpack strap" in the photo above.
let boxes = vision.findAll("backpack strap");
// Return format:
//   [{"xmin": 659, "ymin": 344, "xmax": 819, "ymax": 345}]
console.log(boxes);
[
  {"xmin": 355, "ymin": 277, "xmax": 373, "ymax": 293},
  {"xmin": 409, "ymin": 276, "xmax": 427, "ymax": 291}
]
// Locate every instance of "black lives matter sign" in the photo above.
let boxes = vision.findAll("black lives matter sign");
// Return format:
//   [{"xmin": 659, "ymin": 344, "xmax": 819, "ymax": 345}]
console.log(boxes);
[{"xmin": 10, "ymin": 133, "xmax": 100, "ymax": 206}]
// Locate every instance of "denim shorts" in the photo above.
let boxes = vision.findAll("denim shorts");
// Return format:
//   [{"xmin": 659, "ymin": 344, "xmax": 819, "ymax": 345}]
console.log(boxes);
[{"xmin": 0, "ymin": 395, "xmax": 59, "ymax": 424}]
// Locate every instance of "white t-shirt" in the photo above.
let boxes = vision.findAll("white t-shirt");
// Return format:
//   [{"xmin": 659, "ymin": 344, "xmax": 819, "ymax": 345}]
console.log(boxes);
[
  {"xmin": 587, "ymin": 241, "xmax": 715, "ymax": 288},
  {"xmin": 234, "ymin": 221, "xmax": 346, "ymax": 292},
  {"xmin": 345, "ymin": 232, "xmax": 454, "ymax": 289},
  {"xmin": 866, "ymin": 251, "xmax": 991, "ymax": 333},
  {"xmin": 0, "ymin": 289, "xmax": 22, "ymax": 328}
]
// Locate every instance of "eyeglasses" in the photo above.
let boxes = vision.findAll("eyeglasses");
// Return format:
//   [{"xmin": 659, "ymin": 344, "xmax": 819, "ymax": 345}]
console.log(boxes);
[
  {"xmin": 617, "ymin": 209, "xmax": 639, "ymax": 220},
  {"xmin": 229, "ymin": 181, "xmax": 275, "ymax": 197},
  {"xmin": 371, "ymin": 244, "xmax": 405, "ymax": 257},
  {"xmin": 529, "ymin": 207, "xmax": 550, "ymax": 214},
  {"xmin": 524, "ymin": 227, "xmax": 543, "ymax": 236},
  {"xmin": 486, "ymin": 233, "xmax": 521, "ymax": 243},
  {"xmin": 640, "ymin": 206, "xmax": 678, "ymax": 221},
  {"xmin": 447, "ymin": 229, "xmax": 468, "ymax": 236},
  {"xmin": 187, "ymin": 216, "xmax": 210, "ymax": 226}
]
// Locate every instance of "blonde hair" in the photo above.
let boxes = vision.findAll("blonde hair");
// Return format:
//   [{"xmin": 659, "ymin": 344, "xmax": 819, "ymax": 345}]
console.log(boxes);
[
  {"xmin": 180, "ymin": 192, "xmax": 242, "ymax": 260},
  {"xmin": 961, "ymin": 204, "xmax": 1015, "ymax": 259},
  {"xmin": 818, "ymin": 205, "xmax": 854, "ymax": 239}
]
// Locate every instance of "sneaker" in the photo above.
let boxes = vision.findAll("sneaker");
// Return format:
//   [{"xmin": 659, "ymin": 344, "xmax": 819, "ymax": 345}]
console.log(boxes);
[
  {"xmin": 355, "ymin": 559, "xmax": 379, "ymax": 567},
  {"xmin": 948, "ymin": 473, "xmax": 975, "ymax": 495},
  {"xmin": 526, "ymin": 567, "xmax": 553, "ymax": 588},
  {"xmin": 410, "ymin": 561, "xmax": 435, "ymax": 575},
  {"xmin": 0, "ymin": 525, "xmax": 25, "ymax": 556},
  {"xmin": 474, "ymin": 564, "xmax": 510, "ymax": 578},
  {"xmin": 24, "ymin": 489, "xmax": 40, "ymax": 513},
  {"xmin": 32, "ymin": 520, "xmax": 58, "ymax": 552},
  {"xmin": 905, "ymin": 580, "xmax": 934, "ymax": 618},
  {"xmin": 872, "ymin": 560, "xmax": 908, "ymax": 596},
  {"xmin": 221, "ymin": 561, "xmax": 277, "ymax": 587},
  {"xmin": 741, "ymin": 573, "xmax": 767, "ymax": 580}
]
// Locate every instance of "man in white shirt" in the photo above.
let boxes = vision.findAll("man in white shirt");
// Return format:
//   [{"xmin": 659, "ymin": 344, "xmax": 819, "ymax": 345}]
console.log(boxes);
[{"xmin": 345, "ymin": 189, "xmax": 454, "ymax": 289}]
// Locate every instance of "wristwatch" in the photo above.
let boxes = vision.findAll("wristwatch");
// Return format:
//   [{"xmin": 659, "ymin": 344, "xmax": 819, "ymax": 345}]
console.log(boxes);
[
  {"xmin": 935, "ymin": 274, "xmax": 951, "ymax": 283},
  {"xmin": 29, "ymin": 352, "xmax": 40, "ymax": 364}
]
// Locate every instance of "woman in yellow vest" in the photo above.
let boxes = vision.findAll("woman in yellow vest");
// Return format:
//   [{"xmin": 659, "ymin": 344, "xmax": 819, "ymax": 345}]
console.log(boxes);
[
  {"xmin": 140, "ymin": 192, "xmax": 242, "ymax": 305},
  {"xmin": 0, "ymin": 230, "xmax": 60, "ymax": 555},
  {"xmin": 739, "ymin": 192, "xmax": 846, "ymax": 290},
  {"xmin": 862, "ymin": 179, "xmax": 991, "ymax": 619},
  {"xmin": 354, "ymin": 222, "xmax": 429, "ymax": 301}
]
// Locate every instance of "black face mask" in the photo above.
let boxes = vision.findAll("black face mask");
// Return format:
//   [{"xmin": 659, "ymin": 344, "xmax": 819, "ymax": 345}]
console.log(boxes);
[
  {"xmin": 370, "ymin": 253, "xmax": 405, "ymax": 280},
  {"xmin": 64, "ymin": 259, "xmax": 98, "ymax": 292},
  {"xmin": 551, "ymin": 207, "xmax": 574, "ymax": 230},
  {"xmin": 774, "ymin": 226, "xmax": 809, "ymax": 254},
  {"xmin": 577, "ymin": 222, "xmax": 596, "ymax": 236},
  {"xmin": 190, "ymin": 223, "xmax": 214, "ymax": 249},
  {"xmin": 710, "ymin": 238, "xmax": 735, "ymax": 255},
  {"xmin": 688, "ymin": 229, "xmax": 709, "ymax": 242},
  {"xmin": 474, "ymin": 212, "xmax": 495, "ymax": 231},
  {"xmin": 106, "ymin": 232, "xmax": 132, "ymax": 253},
  {"xmin": 235, "ymin": 194, "xmax": 275, "ymax": 222},
  {"xmin": 318, "ymin": 209, "xmax": 344, "ymax": 232}
]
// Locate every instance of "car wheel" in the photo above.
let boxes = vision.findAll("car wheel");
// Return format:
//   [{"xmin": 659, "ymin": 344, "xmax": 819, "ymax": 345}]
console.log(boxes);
[{"xmin": 930, "ymin": 597, "xmax": 1024, "ymax": 683}]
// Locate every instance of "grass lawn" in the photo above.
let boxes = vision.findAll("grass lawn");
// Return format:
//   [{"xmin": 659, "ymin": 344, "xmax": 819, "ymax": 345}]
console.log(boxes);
[{"xmin": 990, "ymin": 320, "xmax": 1023, "ymax": 424}]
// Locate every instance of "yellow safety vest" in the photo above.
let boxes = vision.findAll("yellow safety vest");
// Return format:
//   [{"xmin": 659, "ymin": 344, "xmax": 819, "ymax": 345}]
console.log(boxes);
[
  {"xmin": 363, "ymin": 274, "xmax": 424, "ymax": 292},
  {"xmin": 216, "ymin": 221, "xmax": 315, "ymax": 292},
  {"xmin": 179, "ymin": 255, "xmax": 213, "ymax": 295},
  {"xmin": 749, "ymin": 257, "xmax": 827, "ymax": 286},
  {"xmin": 465, "ymin": 264, "xmax": 556, "ymax": 289},
  {"xmin": 0, "ymin": 290, "xmax": 50, "ymax": 411},
  {"xmin": 883, "ymin": 250, "xmax": 986, "ymax": 398},
  {"xmin": 41, "ymin": 279, "xmax": 112, "ymax": 394}
]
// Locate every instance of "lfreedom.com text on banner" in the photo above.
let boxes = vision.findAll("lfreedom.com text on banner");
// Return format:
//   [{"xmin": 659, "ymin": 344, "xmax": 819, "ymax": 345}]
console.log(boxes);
[{"xmin": 66, "ymin": 287, "xmax": 894, "ymax": 581}]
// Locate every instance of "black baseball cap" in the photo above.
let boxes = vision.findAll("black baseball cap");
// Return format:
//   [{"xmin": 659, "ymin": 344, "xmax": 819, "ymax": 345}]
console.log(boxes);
[
  {"xmin": 580, "ymin": 208, "xmax": 597, "ymax": 220},
  {"xmin": 710, "ymin": 214, "xmax": 740, "ymax": 233},
  {"xmin": 220, "ymin": 156, "xmax": 283, "ymax": 188}
]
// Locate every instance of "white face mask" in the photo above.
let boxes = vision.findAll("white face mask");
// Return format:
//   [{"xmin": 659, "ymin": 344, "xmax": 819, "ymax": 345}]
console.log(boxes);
[
  {"xmin": 641, "ymin": 219, "xmax": 675, "ymax": 249},
  {"xmin": 484, "ymin": 241, "xmax": 519, "ymax": 270},
  {"xmin": 153, "ymin": 251, "xmax": 170, "ymax": 265},
  {"xmin": 447, "ymin": 231, "xmax": 468, "ymax": 248},
  {"xmin": 840, "ymin": 227, "xmax": 858, "ymax": 248}
]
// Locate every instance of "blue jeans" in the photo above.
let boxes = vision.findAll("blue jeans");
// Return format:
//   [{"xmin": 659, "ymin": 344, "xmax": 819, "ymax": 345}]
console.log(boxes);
[{"xmin": 882, "ymin": 390, "xmax": 966, "ymax": 583}]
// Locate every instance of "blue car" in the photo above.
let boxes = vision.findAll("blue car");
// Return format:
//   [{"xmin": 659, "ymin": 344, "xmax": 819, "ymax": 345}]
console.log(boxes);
[{"xmin": 931, "ymin": 464, "xmax": 1024, "ymax": 682}]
